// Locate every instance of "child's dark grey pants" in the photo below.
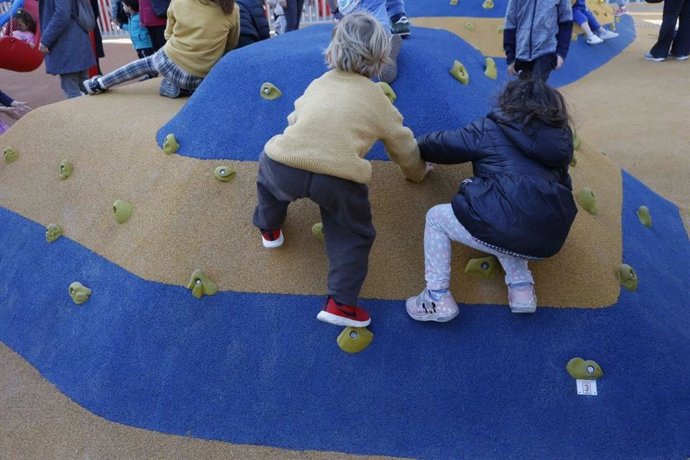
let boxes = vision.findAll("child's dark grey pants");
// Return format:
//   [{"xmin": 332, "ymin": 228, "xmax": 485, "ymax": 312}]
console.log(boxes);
[{"xmin": 253, "ymin": 152, "xmax": 376, "ymax": 306}]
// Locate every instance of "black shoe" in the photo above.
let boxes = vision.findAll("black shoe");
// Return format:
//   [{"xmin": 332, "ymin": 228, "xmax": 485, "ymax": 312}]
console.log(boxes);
[{"xmin": 391, "ymin": 15, "xmax": 410, "ymax": 37}]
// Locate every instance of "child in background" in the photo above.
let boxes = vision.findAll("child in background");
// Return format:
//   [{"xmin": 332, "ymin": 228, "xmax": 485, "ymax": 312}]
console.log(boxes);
[
  {"xmin": 83, "ymin": 0, "xmax": 240, "ymax": 98},
  {"xmin": 407, "ymin": 79, "xmax": 577, "ymax": 321},
  {"xmin": 612, "ymin": 0, "xmax": 628, "ymax": 16},
  {"xmin": 121, "ymin": 0, "xmax": 154, "ymax": 58},
  {"xmin": 11, "ymin": 9, "xmax": 37, "ymax": 46},
  {"xmin": 253, "ymin": 12, "xmax": 428, "ymax": 328},
  {"xmin": 572, "ymin": 0, "xmax": 619, "ymax": 45},
  {"xmin": 503, "ymin": 0, "xmax": 573, "ymax": 82}
]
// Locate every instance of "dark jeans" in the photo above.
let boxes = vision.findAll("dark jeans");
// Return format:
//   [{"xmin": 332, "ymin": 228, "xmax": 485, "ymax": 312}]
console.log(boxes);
[
  {"xmin": 146, "ymin": 25, "xmax": 167, "ymax": 52},
  {"xmin": 284, "ymin": 0, "xmax": 305, "ymax": 31},
  {"xmin": 515, "ymin": 52, "xmax": 558, "ymax": 82},
  {"xmin": 253, "ymin": 152, "xmax": 376, "ymax": 306},
  {"xmin": 650, "ymin": 0, "xmax": 690, "ymax": 58}
]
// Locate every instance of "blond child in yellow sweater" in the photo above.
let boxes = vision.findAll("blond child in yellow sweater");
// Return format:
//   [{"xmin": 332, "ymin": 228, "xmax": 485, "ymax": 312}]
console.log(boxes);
[
  {"xmin": 253, "ymin": 11, "xmax": 428, "ymax": 328},
  {"xmin": 83, "ymin": 0, "xmax": 240, "ymax": 97}
]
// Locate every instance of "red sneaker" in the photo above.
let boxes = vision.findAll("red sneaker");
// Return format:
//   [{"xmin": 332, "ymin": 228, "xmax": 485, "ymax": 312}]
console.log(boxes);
[
  {"xmin": 316, "ymin": 297, "xmax": 371, "ymax": 327},
  {"xmin": 260, "ymin": 229, "xmax": 284, "ymax": 248}
]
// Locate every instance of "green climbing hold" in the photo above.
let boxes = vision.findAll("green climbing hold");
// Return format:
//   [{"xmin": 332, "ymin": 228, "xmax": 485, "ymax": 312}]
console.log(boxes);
[
  {"xmin": 312, "ymin": 222, "xmax": 325, "ymax": 241},
  {"xmin": 464, "ymin": 255, "xmax": 501, "ymax": 279},
  {"xmin": 58, "ymin": 160, "xmax": 73, "ymax": 180},
  {"xmin": 113, "ymin": 199, "xmax": 133, "ymax": 224},
  {"xmin": 69, "ymin": 281, "xmax": 92, "ymax": 305},
  {"xmin": 576, "ymin": 187, "xmax": 597, "ymax": 215},
  {"xmin": 214, "ymin": 165, "xmax": 236, "ymax": 182},
  {"xmin": 187, "ymin": 269, "xmax": 218, "ymax": 298},
  {"xmin": 45, "ymin": 224, "xmax": 63, "ymax": 243},
  {"xmin": 496, "ymin": 25, "xmax": 503, "ymax": 33},
  {"xmin": 482, "ymin": 0, "xmax": 494, "ymax": 8},
  {"xmin": 260, "ymin": 82, "xmax": 282, "ymax": 100},
  {"xmin": 484, "ymin": 57, "xmax": 497, "ymax": 80},
  {"xmin": 573, "ymin": 131, "xmax": 582, "ymax": 150},
  {"xmin": 449, "ymin": 0, "xmax": 458, "ymax": 5},
  {"xmin": 566, "ymin": 357, "xmax": 603, "ymax": 380},
  {"xmin": 162, "ymin": 133, "xmax": 179, "ymax": 154},
  {"xmin": 3, "ymin": 146, "xmax": 19, "ymax": 163},
  {"xmin": 636, "ymin": 205, "xmax": 652, "ymax": 228},
  {"xmin": 450, "ymin": 60, "xmax": 470, "ymax": 85},
  {"xmin": 617, "ymin": 263, "xmax": 638, "ymax": 291},
  {"xmin": 570, "ymin": 154, "xmax": 577, "ymax": 167},
  {"xmin": 377, "ymin": 81, "xmax": 397, "ymax": 104},
  {"xmin": 337, "ymin": 327, "xmax": 373, "ymax": 353},
  {"xmin": 464, "ymin": 21, "xmax": 474, "ymax": 32}
]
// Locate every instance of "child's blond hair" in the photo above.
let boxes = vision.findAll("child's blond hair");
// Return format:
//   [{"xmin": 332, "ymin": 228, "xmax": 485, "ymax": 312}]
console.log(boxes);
[{"xmin": 324, "ymin": 11, "xmax": 391, "ymax": 78}]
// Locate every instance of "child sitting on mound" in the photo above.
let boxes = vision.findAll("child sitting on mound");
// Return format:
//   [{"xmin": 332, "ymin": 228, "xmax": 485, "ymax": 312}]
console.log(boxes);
[
  {"xmin": 252, "ymin": 11, "xmax": 429, "ymax": 328},
  {"xmin": 572, "ymin": 0, "xmax": 619, "ymax": 45},
  {"xmin": 406, "ymin": 79, "xmax": 577, "ymax": 322},
  {"xmin": 83, "ymin": 0, "xmax": 240, "ymax": 97}
]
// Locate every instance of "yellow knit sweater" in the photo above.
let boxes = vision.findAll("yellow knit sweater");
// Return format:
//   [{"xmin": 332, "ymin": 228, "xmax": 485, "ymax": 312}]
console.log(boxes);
[
  {"xmin": 265, "ymin": 70, "xmax": 426, "ymax": 185},
  {"xmin": 163, "ymin": 0, "xmax": 240, "ymax": 78}
]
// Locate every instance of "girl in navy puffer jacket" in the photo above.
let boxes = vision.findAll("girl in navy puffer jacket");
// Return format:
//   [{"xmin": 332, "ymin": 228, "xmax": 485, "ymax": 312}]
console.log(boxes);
[{"xmin": 407, "ymin": 79, "xmax": 577, "ymax": 321}]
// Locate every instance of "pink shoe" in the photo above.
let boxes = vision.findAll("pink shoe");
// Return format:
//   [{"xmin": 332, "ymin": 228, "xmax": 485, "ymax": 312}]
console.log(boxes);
[
  {"xmin": 406, "ymin": 289, "xmax": 459, "ymax": 322},
  {"xmin": 508, "ymin": 283, "xmax": 537, "ymax": 314}
]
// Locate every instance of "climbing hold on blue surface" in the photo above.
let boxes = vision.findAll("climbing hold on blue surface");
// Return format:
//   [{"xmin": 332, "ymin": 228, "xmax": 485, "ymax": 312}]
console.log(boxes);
[
  {"xmin": 260, "ymin": 82, "xmax": 282, "ymax": 100},
  {"xmin": 464, "ymin": 255, "xmax": 501, "ymax": 279},
  {"xmin": 482, "ymin": 0, "xmax": 494, "ymax": 8},
  {"xmin": 214, "ymin": 165, "xmax": 236, "ymax": 182},
  {"xmin": 187, "ymin": 269, "xmax": 218, "ymax": 298},
  {"xmin": 163, "ymin": 133, "xmax": 179, "ymax": 154},
  {"xmin": 576, "ymin": 187, "xmax": 596, "ymax": 215},
  {"xmin": 45, "ymin": 224, "xmax": 63, "ymax": 243},
  {"xmin": 377, "ymin": 81, "xmax": 396, "ymax": 103},
  {"xmin": 566, "ymin": 357, "xmax": 603, "ymax": 380},
  {"xmin": 113, "ymin": 199, "xmax": 133, "ymax": 224},
  {"xmin": 450, "ymin": 60, "xmax": 470, "ymax": 85},
  {"xmin": 617, "ymin": 263, "xmax": 638, "ymax": 291},
  {"xmin": 337, "ymin": 327, "xmax": 373, "ymax": 353},
  {"xmin": 484, "ymin": 57, "xmax": 497, "ymax": 80},
  {"xmin": 636, "ymin": 205, "xmax": 652, "ymax": 228},
  {"xmin": 58, "ymin": 160, "xmax": 73, "ymax": 180},
  {"xmin": 69, "ymin": 282, "xmax": 92, "ymax": 305}
]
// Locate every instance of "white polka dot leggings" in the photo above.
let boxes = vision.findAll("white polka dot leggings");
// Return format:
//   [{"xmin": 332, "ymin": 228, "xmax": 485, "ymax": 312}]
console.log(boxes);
[{"xmin": 424, "ymin": 204, "xmax": 534, "ymax": 290}]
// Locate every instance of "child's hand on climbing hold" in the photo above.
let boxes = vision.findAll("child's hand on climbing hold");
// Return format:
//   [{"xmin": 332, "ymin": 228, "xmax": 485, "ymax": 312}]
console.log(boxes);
[{"xmin": 425, "ymin": 162, "xmax": 434, "ymax": 176}]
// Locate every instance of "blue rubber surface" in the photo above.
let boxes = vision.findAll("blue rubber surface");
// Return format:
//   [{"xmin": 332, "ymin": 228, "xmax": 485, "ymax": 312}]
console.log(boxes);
[
  {"xmin": 157, "ymin": 16, "xmax": 635, "ymax": 161},
  {"xmin": 1, "ymin": 171, "xmax": 689, "ymax": 458}
]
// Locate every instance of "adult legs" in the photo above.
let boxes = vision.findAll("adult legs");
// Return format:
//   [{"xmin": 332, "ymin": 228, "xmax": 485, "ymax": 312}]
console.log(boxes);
[
  {"xmin": 59, "ymin": 70, "xmax": 89, "ymax": 98},
  {"xmin": 650, "ymin": 0, "xmax": 685, "ymax": 58},
  {"xmin": 670, "ymin": 0, "xmax": 690, "ymax": 57},
  {"xmin": 285, "ymin": 0, "xmax": 305, "ymax": 31},
  {"xmin": 146, "ymin": 25, "xmax": 166, "ymax": 51}
]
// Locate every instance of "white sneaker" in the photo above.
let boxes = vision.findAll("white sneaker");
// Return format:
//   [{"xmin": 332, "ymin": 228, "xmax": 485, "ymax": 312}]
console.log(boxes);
[
  {"xmin": 597, "ymin": 28, "xmax": 618, "ymax": 40},
  {"xmin": 406, "ymin": 289, "xmax": 459, "ymax": 322},
  {"xmin": 508, "ymin": 283, "xmax": 537, "ymax": 314},
  {"xmin": 586, "ymin": 34, "xmax": 604, "ymax": 45},
  {"xmin": 260, "ymin": 229, "xmax": 284, "ymax": 248}
]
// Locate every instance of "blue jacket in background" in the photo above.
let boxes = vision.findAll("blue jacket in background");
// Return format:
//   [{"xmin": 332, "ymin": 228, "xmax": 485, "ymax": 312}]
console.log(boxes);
[
  {"xmin": 417, "ymin": 110, "xmax": 577, "ymax": 259},
  {"xmin": 236, "ymin": 0, "xmax": 270, "ymax": 45},
  {"xmin": 122, "ymin": 12, "xmax": 153, "ymax": 50},
  {"xmin": 503, "ymin": 0, "xmax": 573, "ymax": 64},
  {"xmin": 39, "ymin": 0, "xmax": 95, "ymax": 74}
]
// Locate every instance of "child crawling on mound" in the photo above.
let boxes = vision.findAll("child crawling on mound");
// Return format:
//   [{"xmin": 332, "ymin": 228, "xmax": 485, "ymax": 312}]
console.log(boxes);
[
  {"xmin": 406, "ymin": 79, "xmax": 578, "ymax": 322},
  {"xmin": 252, "ymin": 11, "xmax": 430, "ymax": 328}
]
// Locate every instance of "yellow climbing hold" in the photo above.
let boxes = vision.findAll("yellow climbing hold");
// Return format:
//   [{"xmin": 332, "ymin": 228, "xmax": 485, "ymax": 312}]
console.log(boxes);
[
  {"xmin": 214, "ymin": 165, "xmax": 236, "ymax": 182},
  {"xmin": 464, "ymin": 255, "xmax": 501, "ymax": 279},
  {"xmin": 464, "ymin": 21, "xmax": 475, "ymax": 32},
  {"xmin": 312, "ymin": 222, "xmax": 325, "ymax": 242},
  {"xmin": 3, "ymin": 146, "xmax": 18, "ymax": 163},
  {"xmin": 566, "ymin": 357, "xmax": 603, "ymax": 380},
  {"xmin": 162, "ymin": 133, "xmax": 179, "ymax": 154},
  {"xmin": 260, "ymin": 82, "xmax": 282, "ymax": 100},
  {"xmin": 449, "ymin": 0, "xmax": 458, "ymax": 5},
  {"xmin": 636, "ymin": 205, "xmax": 652, "ymax": 228},
  {"xmin": 113, "ymin": 199, "xmax": 133, "ymax": 224},
  {"xmin": 69, "ymin": 282, "xmax": 92, "ymax": 305},
  {"xmin": 45, "ymin": 224, "xmax": 63, "ymax": 243},
  {"xmin": 482, "ymin": 0, "xmax": 494, "ymax": 8},
  {"xmin": 484, "ymin": 57, "xmax": 497, "ymax": 80},
  {"xmin": 337, "ymin": 327, "xmax": 373, "ymax": 353},
  {"xmin": 617, "ymin": 264, "xmax": 638, "ymax": 291},
  {"xmin": 450, "ymin": 60, "xmax": 470, "ymax": 85},
  {"xmin": 377, "ymin": 81, "xmax": 397, "ymax": 104},
  {"xmin": 576, "ymin": 188, "xmax": 597, "ymax": 215},
  {"xmin": 187, "ymin": 269, "xmax": 218, "ymax": 299}
]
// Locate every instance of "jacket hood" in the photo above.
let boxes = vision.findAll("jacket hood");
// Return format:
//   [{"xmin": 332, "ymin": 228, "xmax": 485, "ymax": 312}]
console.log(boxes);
[{"xmin": 489, "ymin": 110, "xmax": 573, "ymax": 169}]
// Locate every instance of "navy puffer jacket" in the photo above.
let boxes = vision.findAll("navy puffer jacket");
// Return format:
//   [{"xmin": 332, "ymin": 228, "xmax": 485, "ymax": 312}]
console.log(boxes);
[
  {"xmin": 236, "ymin": 0, "xmax": 270, "ymax": 44},
  {"xmin": 417, "ymin": 109, "xmax": 577, "ymax": 259}
]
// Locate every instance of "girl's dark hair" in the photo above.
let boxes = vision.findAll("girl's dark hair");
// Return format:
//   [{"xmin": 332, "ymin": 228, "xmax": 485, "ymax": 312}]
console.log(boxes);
[
  {"xmin": 122, "ymin": 0, "xmax": 140, "ymax": 12},
  {"xmin": 201, "ymin": 0, "xmax": 235, "ymax": 15},
  {"xmin": 497, "ymin": 78, "xmax": 570, "ymax": 129},
  {"xmin": 14, "ymin": 9, "xmax": 37, "ymax": 33}
]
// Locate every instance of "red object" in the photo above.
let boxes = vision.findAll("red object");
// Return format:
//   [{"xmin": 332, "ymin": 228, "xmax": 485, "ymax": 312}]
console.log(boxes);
[
  {"xmin": 0, "ymin": 0, "xmax": 43, "ymax": 72},
  {"xmin": 317, "ymin": 297, "xmax": 372, "ymax": 328}
]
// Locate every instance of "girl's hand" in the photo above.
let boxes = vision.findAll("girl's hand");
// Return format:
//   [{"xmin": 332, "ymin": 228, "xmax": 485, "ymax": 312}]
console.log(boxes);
[{"xmin": 425, "ymin": 162, "xmax": 434, "ymax": 176}]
